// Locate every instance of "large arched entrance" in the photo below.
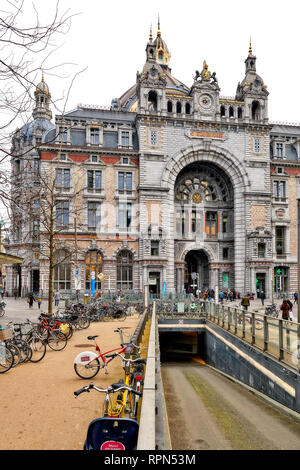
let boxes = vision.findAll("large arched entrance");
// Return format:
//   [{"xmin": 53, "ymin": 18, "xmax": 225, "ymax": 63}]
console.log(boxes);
[{"xmin": 184, "ymin": 250, "xmax": 209, "ymax": 293}]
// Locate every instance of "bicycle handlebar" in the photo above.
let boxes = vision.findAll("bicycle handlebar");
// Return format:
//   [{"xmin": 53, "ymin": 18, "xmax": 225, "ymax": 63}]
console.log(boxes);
[{"xmin": 74, "ymin": 382, "xmax": 142, "ymax": 398}]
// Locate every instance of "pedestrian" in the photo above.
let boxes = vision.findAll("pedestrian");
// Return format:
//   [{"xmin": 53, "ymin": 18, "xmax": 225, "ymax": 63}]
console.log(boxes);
[
  {"xmin": 0, "ymin": 288, "xmax": 4, "ymax": 299},
  {"xmin": 219, "ymin": 291, "xmax": 224, "ymax": 304},
  {"xmin": 241, "ymin": 294, "xmax": 250, "ymax": 311},
  {"xmin": 37, "ymin": 296, "xmax": 42, "ymax": 309},
  {"xmin": 260, "ymin": 290, "xmax": 265, "ymax": 306},
  {"xmin": 293, "ymin": 292, "xmax": 298, "ymax": 305},
  {"xmin": 280, "ymin": 299, "xmax": 290, "ymax": 320},
  {"xmin": 54, "ymin": 290, "xmax": 60, "ymax": 307},
  {"xmin": 27, "ymin": 292, "xmax": 35, "ymax": 309},
  {"xmin": 13, "ymin": 288, "xmax": 17, "ymax": 300}
]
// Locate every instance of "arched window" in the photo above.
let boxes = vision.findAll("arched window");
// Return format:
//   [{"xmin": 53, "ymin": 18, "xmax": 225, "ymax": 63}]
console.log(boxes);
[
  {"xmin": 185, "ymin": 103, "xmax": 191, "ymax": 114},
  {"xmin": 54, "ymin": 249, "xmax": 71, "ymax": 291},
  {"xmin": 117, "ymin": 250, "xmax": 133, "ymax": 291},
  {"xmin": 220, "ymin": 105, "xmax": 226, "ymax": 117},
  {"xmin": 158, "ymin": 51, "xmax": 163, "ymax": 62},
  {"xmin": 167, "ymin": 101, "xmax": 173, "ymax": 113},
  {"xmin": 148, "ymin": 91, "xmax": 157, "ymax": 111},
  {"xmin": 85, "ymin": 250, "xmax": 103, "ymax": 290},
  {"xmin": 229, "ymin": 106, "xmax": 234, "ymax": 118},
  {"xmin": 252, "ymin": 101, "xmax": 260, "ymax": 120},
  {"xmin": 176, "ymin": 102, "xmax": 182, "ymax": 114},
  {"xmin": 238, "ymin": 107, "xmax": 243, "ymax": 119}
]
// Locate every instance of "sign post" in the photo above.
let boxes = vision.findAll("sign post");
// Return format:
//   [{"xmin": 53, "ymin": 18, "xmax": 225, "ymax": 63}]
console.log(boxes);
[{"xmin": 91, "ymin": 271, "xmax": 95, "ymax": 297}]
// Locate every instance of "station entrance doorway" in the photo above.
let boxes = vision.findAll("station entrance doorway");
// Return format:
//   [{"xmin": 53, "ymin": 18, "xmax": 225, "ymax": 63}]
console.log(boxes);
[{"xmin": 184, "ymin": 250, "xmax": 209, "ymax": 293}]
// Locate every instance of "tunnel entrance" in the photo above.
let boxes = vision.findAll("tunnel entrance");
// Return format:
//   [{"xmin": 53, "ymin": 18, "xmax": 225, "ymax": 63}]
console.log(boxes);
[{"xmin": 159, "ymin": 331, "xmax": 205, "ymax": 363}]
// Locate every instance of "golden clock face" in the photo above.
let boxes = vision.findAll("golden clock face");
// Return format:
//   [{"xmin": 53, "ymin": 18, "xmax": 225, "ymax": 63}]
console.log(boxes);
[{"xmin": 192, "ymin": 193, "xmax": 202, "ymax": 203}]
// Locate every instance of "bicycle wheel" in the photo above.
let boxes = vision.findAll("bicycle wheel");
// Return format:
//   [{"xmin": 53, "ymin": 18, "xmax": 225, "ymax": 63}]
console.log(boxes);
[
  {"xmin": 74, "ymin": 357, "xmax": 101, "ymax": 379},
  {"xmin": 28, "ymin": 337, "xmax": 47, "ymax": 362},
  {"xmin": 7, "ymin": 342, "xmax": 21, "ymax": 368},
  {"xmin": 80, "ymin": 316, "xmax": 90, "ymax": 329},
  {"xmin": 14, "ymin": 338, "xmax": 32, "ymax": 363},
  {"xmin": 0, "ymin": 344, "xmax": 14, "ymax": 373},
  {"xmin": 47, "ymin": 330, "xmax": 67, "ymax": 351}
]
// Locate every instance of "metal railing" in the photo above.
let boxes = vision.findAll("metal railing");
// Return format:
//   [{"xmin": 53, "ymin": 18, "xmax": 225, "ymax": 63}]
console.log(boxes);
[{"xmin": 155, "ymin": 299, "xmax": 300, "ymax": 372}]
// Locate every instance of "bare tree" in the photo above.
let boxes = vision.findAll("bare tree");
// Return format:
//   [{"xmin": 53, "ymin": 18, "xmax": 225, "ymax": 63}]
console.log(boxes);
[{"xmin": 0, "ymin": 0, "xmax": 74, "ymax": 153}]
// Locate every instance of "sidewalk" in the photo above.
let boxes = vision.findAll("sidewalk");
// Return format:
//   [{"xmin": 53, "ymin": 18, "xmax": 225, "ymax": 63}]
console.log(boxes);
[
  {"xmin": 219, "ymin": 297, "xmax": 298, "ymax": 318},
  {"xmin": 0, "ymin": 297, "xmax": 65, "ymax": 327}
]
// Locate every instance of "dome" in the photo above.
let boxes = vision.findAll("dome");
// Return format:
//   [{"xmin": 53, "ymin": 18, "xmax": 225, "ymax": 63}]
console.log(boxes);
[
  {"xmin": 35, "ymin": 75, "xmax": 51, "ymax": 96},
  {"xmin": 21, "ymin": 118, "xmax": 55, "ymax": 143}
]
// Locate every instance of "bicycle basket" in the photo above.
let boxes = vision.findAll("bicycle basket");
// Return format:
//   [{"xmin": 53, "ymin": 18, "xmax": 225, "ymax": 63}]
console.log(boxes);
[{"xmin": 0, "ymin": 329, "xmax": 13, "ymax": 341}]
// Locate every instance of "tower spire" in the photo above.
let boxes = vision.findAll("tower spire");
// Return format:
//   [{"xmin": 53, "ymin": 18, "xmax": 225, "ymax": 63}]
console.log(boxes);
[
  {"xmin": 157, "ymin": 14, "xmax": 161, "ymax": 36},
  {"xmin": 249, "ymin": 37, "xmax": 253, "ymax": 55},
  {"xmin": 149, "ymin": 23, "xmax": 153, "ymax": 41}
]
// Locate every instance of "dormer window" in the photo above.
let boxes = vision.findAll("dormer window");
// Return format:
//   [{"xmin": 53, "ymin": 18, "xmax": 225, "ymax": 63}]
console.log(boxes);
[
  {"xmin": 275, "ymin": 142, "xmax": 284, "ymax": 158},
  {"xmin": 90, "ymin": 127, "xmax": 99, "ymax": 145},
  {"xmin": 121, "ymin": 131, "xmax": 129, "ymax": 147},
  {"xmin": 158, "ymin": 52, "xmax": 163, "ymax": 62},
  {"xmin": 91, "ymin": 155, "xmax": 98, "ymax": 163}
]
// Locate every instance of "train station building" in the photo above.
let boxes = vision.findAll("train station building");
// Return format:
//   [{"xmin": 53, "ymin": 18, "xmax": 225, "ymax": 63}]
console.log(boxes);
[{"xmin": 6, "ymin": 23, "xmax": 300, "ymax": 298}]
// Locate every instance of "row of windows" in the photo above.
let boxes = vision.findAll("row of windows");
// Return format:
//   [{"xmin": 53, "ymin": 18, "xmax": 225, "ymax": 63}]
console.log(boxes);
[
  {"xmin": 55, "ymin": 169, "xmax": 134, "ymax": 192},
  {"xmin": 54, "ymin": 249, "xmax": 134, "ymax": 291},
  {"xmin": 176, "ymin": 210, "xmax": 230, "ymax": 237},
  {"xmin": 58, "ymin": 127, "xmax": 132, "ymax": 148}
]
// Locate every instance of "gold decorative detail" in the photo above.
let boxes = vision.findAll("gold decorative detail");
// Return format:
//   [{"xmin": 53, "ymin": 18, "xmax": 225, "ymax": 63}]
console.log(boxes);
[
  {"xmin": 192, "ymin": 193, "xmax": 202, "ymax": 203},
  {"xmin": 201, "ymin": 60, "xmax": 211, "ymax": 80},
  {"xmin": 249, "ymin": 37, "xmax": 252, "ymax": 55}
]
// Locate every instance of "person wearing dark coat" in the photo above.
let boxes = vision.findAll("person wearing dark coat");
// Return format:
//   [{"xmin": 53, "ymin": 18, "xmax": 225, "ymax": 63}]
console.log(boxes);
[
  {"xmin": 27, "ymin": 293, "xmax": 35, "ymax": 309},
  {"xmin": 280, "ymin": 300, "xmax": 290, "ymax": 320}
]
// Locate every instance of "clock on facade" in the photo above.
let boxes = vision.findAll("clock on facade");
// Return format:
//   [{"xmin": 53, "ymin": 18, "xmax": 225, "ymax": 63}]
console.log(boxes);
[{"xmin": 199, "ymin": 94, "xmax": 213, "ymax": 110}]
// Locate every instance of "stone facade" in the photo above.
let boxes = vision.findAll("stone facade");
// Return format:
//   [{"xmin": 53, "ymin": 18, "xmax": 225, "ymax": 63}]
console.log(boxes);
[{"xmin": 5, "ymin": 26, "xmax": 300, "ymax": 299}]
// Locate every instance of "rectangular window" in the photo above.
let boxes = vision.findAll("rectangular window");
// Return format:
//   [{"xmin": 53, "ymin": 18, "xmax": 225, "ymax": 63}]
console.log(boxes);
[
  {"xmin": 58, "ymin": 127, "xmax": 68, "ymax": 142},
  {"xmin": 32, "ymin": 220, "xmax": 40, "ymax": 240},
  {"xmin": 87, "ymin": 170, "xmax": 102, "ymax": 191},
  {"xmin": 205, "ymin": 211, "xmax": 218, "ymax": 237},
  {"xmin": 253, "ymin": 138, "xmax": 262, "ymax": 153},
  {"xmin": 275, "ymin": 226, "xmax": 285, "ymax": 255},
  {"xmin": 273, "ymin": 181, "xmax": 286, "ymax": 198},
  {"xmin": 118, "ymin": 172, "xmax": 132, "ymax": 191},
  {"xmin": 56, "ymin": 169, "xmax": 70, "ymax": 191},
  {"xmin": 56, "ymin": 201, "xmax": 69, "ymax": 227},
  {"xmin": 223, "ymin": 247, "xmax": 229, "ymax": 260},
  {"xmin": 222, "ymin": 216, "xmax": 228, "ymax": 233},
  {"xmin": 258, "ymin": 243, "xmax": 266, "ymax": 258},
  {"xmin": 191, "ymin": 210, "xmax": 196, "ymax": 233},
  {"xmin": 59, "ymin": 153, "xmax": 67, "ymax": 161},
  {"xmin": 151, "ymin": 240, "xmax": 159, "ymax": 256},
  {"xmin": 118, "ymin": 203, "xmax": 132, "ymax": 229},
  {"xmin": 276, "ymin": 143, "xmax": 283, "ymax": 158},
  {"xmin": 150, "ymin": 130, "xmax": 158, "ymax": 146},
  {"xmin": 91, "ymin": 155, "xmax": 98, "ymax": 162},
  {"xmin": 121, "ymin": 131, "xmax": 130, "ymax": 147},
  {"xmin": 88, "ymin": 202, "xmax": 101, "ymax": 229},
  {"xmin": 90, "ymin": 128, "xmax": 99, "ymax": 145}
]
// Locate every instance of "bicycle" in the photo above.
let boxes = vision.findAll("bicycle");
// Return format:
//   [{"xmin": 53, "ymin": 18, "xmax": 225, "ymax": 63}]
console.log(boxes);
[
  {"xmin": 37, "ymin": 314, "xmax": 68, "ymax": 351},
  {"xmin": 0, "ymin": 328, "xmax": 14, "ymax": 373},
  {"xmin": 73, "ymin": 328, "xmax": 131, "ymax": 379},
  {"xmin": 73, "ymin": 328, "xmax": 143, "ymax": 379},
  {"xmin": 74, "ymin": 382, "xmax": 142, "ymax": 450},
  {"xmin": 265, "ymin": 303, "xmax": 280, "ymax": 318}
]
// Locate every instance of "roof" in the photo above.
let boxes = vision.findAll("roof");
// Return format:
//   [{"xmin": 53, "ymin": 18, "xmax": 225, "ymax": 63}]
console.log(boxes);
[{"xmin": 0, "ymin": 252, "xmax": 23, "ymax": 264}]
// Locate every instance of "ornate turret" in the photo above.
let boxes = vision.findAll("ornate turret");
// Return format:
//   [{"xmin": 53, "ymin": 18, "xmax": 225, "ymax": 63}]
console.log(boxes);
[
  {"xmin": 32, "ymin": 73, "xmax": 52, "ymax": 120},
  {"xmin": 235, "ymin": 41, "xmax": 268, "ymax": 123},
  {"xmin": 190, "ymin": 60, "xmax": 220, "ymax": 121}
]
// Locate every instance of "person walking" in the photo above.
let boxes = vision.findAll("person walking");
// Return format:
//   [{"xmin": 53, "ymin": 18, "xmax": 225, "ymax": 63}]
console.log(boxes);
[
  {"xmin": 293, "ymin": 292, "xmax": 298, "ymax": 305},
  {"xmin": 54, "ymin": 290, "xmax": 60, "ymax": 307},
  {"xmin": 27, "ymin": 292, "xmax": 35, "ymax": 309},
  {"xmin": 280, "ymin": 300, "xmax": 290, "ymax": 320},
  {"xmin": 260, "ymin": 290, "xmax": 265, "ymax": 306},
  {"xmin": 37, "ymin": 296, "xmax": 42, "ymax": 309},
  {"xmin": 241, "ymin": 294, "xmax": 250, "ymax": 311}
]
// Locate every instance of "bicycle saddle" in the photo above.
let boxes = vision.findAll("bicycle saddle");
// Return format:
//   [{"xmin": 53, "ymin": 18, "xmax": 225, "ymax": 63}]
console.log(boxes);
[
  {"xmin": 87, "ymin": 335, "xmax": 99, "ymax": 340},
  {"xmin": 111, "ymin": 380, "xmax": 124, "ymax": 390}
]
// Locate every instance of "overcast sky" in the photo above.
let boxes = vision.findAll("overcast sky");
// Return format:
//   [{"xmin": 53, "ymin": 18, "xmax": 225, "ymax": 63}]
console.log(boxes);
[
  {"xmin": 38, "ymin": 0, "xmax": 300, "ymax": 124},
  {"xmin": 1, "ymin": 0, "xmax": 299, "ymax": 225}
]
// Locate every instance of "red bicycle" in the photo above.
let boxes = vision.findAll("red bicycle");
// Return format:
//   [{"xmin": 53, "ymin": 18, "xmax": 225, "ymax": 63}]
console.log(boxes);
[
  {"xmin": 73, "ymin": 328, "xmax": 139, "ymax": 379},
  {"xmin": 37, "ymin": 314, "xmax": 68, "ymax": 351}
]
